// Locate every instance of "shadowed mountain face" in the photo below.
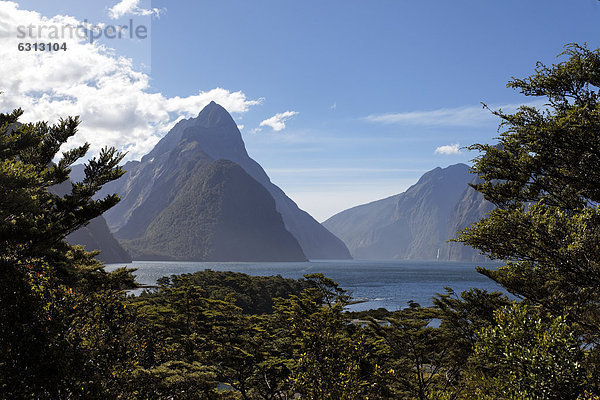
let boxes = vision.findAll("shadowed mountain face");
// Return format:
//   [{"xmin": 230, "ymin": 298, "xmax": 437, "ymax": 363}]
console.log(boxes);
[
  {"xmin": 323, "ymin": 164, "xmax": 494, "ymax": 261},
  {"xmin": 66, "ymin": 217, "xmax": 133, "ymax": 263},
  {"xmin": 100, "ymin": 101, "xmax": 350, "ymax": 260},
  {"xmin": 121, "ymin": 160, "xmax": 306, "ymax": 261}
]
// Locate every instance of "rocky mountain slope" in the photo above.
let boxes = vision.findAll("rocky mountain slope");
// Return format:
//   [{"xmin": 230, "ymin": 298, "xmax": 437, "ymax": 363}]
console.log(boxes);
[
  {"xmin": 121, "ymin": 159, "xmax": 306, "ymax": 261},
  {"xmin": 323, "ymin": 164, "xmax": 493, "ymax": 261},
  {"xmin": 99, "ymin": 101, "xmax": 350, "ymax": 260}
]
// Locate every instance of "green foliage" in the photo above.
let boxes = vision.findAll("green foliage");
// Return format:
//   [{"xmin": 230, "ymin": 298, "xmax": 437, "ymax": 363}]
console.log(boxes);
[
  {"xmin": 128, "ymin": 361, "xmax": 221, "ymax": 399},
  {"xmin": 131, "ymin": 275, "xmax": 252, "ymax": 397},
  {"xmin": 433, "ymin": 288, "xmax": 511, "ymax": 395},
  {"xmin": 456, "ymin": 43, "xmax": 600, "ymax": 397},
  {"xmin": 0, "ymin": 106, "xmax": 139, "ymax": 398},
  {"xmin": 464, "ymin": 303, "xmax": 585, "ymax": 400},
  {"xmin": 466, "ymin": 44, "xmax": 600, "ymax": 211},
  {"xmin": 0, "ymin": 109, "xmax": 124, "ymax": 272},
  {"xmin": 273, "ymin": 282, "xmax": 386, "ymax": 399},
  {"xmin": 580, "ymin": 393, "xmax": 600, "ymax": 400},
  {"xmin": 458, "ymin": 45, "xmax": 600, "ymax": 331},
  {"xmin": 152, "ymin": 269, "xmax": 313, "ymax": 314},
  {"xmin": 368, "ymin": 302, "xmax": 450, "ymax": 400},
  {"xmin": 130, "ymin": 270, "xmax": 389, "ymax": 399}
]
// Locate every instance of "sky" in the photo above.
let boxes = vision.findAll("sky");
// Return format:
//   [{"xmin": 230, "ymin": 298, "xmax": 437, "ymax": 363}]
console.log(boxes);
[{"xmin": 2, "ymin": 0, "xmax": 600, "ymax": 221}]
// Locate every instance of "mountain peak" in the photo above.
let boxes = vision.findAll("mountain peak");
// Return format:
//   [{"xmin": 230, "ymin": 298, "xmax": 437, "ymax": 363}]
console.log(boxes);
[
  {"xmin": 417, "ymin": 163, "xmax": 469, "ymax": 182},
  {"xmin": 103, "ymin": 98, "xmax": 352, "ymax": 260},
  {"xmin": 202, "ymin": 100, "xmax": 221, "ymax": 112},
  {"xmin": 195, "ymin": 101, "xmax": 235, "ymax": 128},
  {"xmin": 323, "ymin": 162, "xmax": 491, "ymax": 261},
  {"xmin": 141, "ymin": 101, "xmax": 242, "ymax": 163}
]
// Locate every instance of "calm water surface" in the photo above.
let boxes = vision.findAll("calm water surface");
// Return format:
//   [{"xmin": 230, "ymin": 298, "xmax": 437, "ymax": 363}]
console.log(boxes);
[{"xmin": 106, "ymin": 259, "xmax": 504, "ymax": 311}]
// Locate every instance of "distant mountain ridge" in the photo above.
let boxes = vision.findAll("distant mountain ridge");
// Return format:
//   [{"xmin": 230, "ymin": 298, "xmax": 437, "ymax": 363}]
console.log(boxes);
[
  {"xmin": 323, "ymin": 164, "xmax": 493, "ymax": 261},
  {"xmin": 97, "ymin": 101, "xmax": 350, "ymax": 260}
]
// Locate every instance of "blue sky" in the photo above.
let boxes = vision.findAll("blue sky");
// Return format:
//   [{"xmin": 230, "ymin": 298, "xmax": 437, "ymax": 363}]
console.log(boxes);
[{"xmin": 4, "ymin": 0, "xmax": 600, "ymax": 220}]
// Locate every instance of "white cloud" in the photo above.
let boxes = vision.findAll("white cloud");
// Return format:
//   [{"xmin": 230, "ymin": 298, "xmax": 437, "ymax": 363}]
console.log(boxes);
[
  {"xmin": 0, "ymin": 2, "xmax": 260, "ymax": 161},
  {"xmin": 259, "ymin": 110, "xmax": 298, "ymax": 131},
  {"xmin": 364, "ymin": 100, "xmax": 547, "ymax": 127},
  {"xmin": 434, "ymin": 144, "xmax": 461, "ymax": 155},
  {"xmin": 108, "ymin": 0, "xmax": 163, "ymax": 19}
]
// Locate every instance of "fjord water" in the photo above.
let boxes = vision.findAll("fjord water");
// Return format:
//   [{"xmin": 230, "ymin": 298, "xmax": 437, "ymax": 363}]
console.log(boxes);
[{"xmin": 106, "ymin": 260, "xmax": 504, "ymax": 311}]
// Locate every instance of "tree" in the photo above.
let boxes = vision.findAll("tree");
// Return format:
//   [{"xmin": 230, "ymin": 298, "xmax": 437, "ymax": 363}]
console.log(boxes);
[
  {"xmin": 271, "ymin": 274, "xmax": 388, "ymax": 399},
  {"xmin": 463, "ymin": 303, "xmax": 585, "ymax": 400},
  {"xmin": 128, "ymin": 270, "xmax": 323, "ymax": 399},
  {"xmin": 0, "ymin": 106, "xmax": 140, "ymax": 398},
  {"xmin": 432, "ymin": 288, "xmax": 511, "ymax": 397},
  {"xmin": 0, "ymin": 110, "xmax": 124, "ymax": 264},
  {"xmin": 457, "ymin": 43, "xmax": 600, "ymax": 393},
  {"xmin": 368, "ymin": 302, "xmax": 452, "ymax": 400},
  {"xmin": 457, "ymin": 43, "xmax": 600, "ymax": 333}
]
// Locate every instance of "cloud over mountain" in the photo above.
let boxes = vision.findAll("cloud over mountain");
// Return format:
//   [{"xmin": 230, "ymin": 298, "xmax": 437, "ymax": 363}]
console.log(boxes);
[{"xmin": 0, "ymin": 2, "xmax": 260, "ymax": 161}]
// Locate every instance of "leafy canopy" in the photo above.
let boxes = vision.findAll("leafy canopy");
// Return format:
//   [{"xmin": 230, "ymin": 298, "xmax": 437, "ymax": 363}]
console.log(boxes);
[{"xmin": 458, "ymin": 45, "xmax": 600, "ymax": 338}]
